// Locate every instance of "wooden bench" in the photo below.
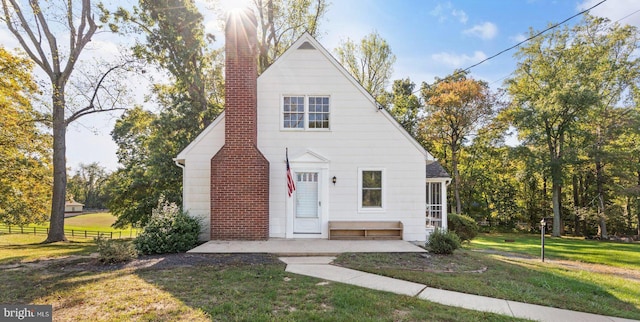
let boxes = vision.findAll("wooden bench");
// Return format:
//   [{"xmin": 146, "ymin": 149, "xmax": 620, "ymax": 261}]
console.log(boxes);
[{"xmin": 328, "ymin": 221, "xmax": 403, "ymax": 240}]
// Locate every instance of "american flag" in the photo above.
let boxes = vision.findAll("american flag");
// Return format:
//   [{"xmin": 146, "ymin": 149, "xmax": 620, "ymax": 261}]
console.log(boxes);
[{"xmin": 286, "ymin": 149, "xmax": 296, "ymax": 197}]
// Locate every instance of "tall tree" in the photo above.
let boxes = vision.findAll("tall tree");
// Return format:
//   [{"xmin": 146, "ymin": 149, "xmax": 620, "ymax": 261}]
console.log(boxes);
[
  {"xmin": 382, "ymin": 78, "xmax": 423, "ymax": 137},
  {"xmin": 335, "ymin": 31, "xmax": 396, "ymax": 99},
  {"xmin": 1, "ymin": 0, "xmax": 129, "ymax": 242},
  {"xmin": 0, "ymin": 47, "xmax": 52, "ymax": 226},
  {"xmin": 103, "ymin": 0, "xmax": 225, "ymax": 227},
  {"xmin": 506, "ymin": 16, "xmax": 637, "ymax": 237},
  {"xmin": 575, "ymin": 16, "xmax": 640, "ymax": 238},
  {"xmin": 420, "ymin": 71, "xmax": 497, "ymax": 214},
  {"xmin": 253, "ymin": 0, "xmax": 328, "ymax": 72},
  {"xmin": 106, "ymin": 106, "xmax": 158, "ymax": 227}
]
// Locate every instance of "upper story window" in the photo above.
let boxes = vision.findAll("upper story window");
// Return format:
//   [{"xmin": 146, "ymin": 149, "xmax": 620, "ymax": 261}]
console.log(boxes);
[
  {"xmin": 282, "ymin": 96, "xmax": 330, "ymax": 130},
  {"xmin": 283, "ymin": 96, "xmax": 305, "ymax": 128}
]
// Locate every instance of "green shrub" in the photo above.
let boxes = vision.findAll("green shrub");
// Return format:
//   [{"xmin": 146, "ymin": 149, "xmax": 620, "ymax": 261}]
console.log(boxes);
[
  {"xmin": 427, "ymin": 229, "xmax": 461, "ymax": 255},
  {"xmin": 134, "ymin": 196, "xmax": 200, "ymax": 255},
  {"xmin": 95, "ymin": 235, "xmax": 137, "ymax": 264},
  {"xmin": 448, "ymin": 213, "xmax": 479, "ymax": 242}
]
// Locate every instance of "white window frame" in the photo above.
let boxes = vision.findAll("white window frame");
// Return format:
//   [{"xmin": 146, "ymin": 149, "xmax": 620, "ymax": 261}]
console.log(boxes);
[
  {"xmin": 358, "ymin": 168, "xmax": 385, "ymax": 212},
  {"xmin": 426, "ymin": 181, "xmax": 442, "ymax": 227},
  {"xmin": 281, "ymin": 95, "xmax": 331, "ymax": 131}
]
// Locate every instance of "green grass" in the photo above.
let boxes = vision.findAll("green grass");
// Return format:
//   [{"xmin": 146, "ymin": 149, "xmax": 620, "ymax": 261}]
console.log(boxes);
[
  {"xmin": 16, "ymin": 212, "xmax": 141, "ymax": 238},
  {"xmin": 335, "ymin": 234, "xmax": 640, "ymax": 320},
  {"xmin": 471, "ymin": 233, "xmax": 640, "ymax": 270},
  {"xmin": 0, "ymin": 234, "xmax": 97, "ymax": 265},
  {"xmin": 0, "ymin": 238, "xmax": 525, "ymax": 321}
]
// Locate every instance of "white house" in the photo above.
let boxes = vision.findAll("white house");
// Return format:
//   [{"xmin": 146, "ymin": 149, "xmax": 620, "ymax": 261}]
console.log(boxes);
[
  {"xmin": 175, "ymin": 10, "xmax": 449, "ymax": 242},
  {"xmin": 64, "ymin": 198, "xmax": 84, "ymax": 213}
]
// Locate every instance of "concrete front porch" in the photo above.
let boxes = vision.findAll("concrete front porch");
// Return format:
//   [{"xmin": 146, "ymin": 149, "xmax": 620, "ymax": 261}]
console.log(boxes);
[{"xmin": 188, "ymin": 239, "xmax": 426, "ymax": 256}]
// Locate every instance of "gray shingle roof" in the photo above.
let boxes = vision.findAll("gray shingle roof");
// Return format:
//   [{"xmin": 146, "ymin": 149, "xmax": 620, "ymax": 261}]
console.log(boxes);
[{"xmin": 426, "ymin": 160, "xmax": 450, "ymax": 178}]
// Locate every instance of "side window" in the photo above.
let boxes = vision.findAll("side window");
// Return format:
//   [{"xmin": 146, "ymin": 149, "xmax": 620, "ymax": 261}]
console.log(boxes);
[
  {"xmin": 359, "ymin": 169, "xmax": 384, "ymax": 210},
  {"xmin": 283, "ymin": 96, "xmax": 304, "ymax": 128}
]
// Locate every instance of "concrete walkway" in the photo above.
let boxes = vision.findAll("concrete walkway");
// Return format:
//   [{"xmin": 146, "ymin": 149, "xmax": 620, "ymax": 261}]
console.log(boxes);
[
  {"xmin": 188, "ymin": 239, "xmax": 426, "ymax": 256},
  {"xmin": 280, "ymin": 257, "xmax": 638, "ymax": 322}
]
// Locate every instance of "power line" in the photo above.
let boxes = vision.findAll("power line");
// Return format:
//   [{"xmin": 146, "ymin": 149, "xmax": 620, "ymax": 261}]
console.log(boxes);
[
  {"xmin": 460, "ymin": 0, "xmax": 607, "ymax": 74},
  {"xmin": 485, "ymin": 3, "xmax": 640, "ymax": 86},
  {"xmin": 419, "ymin": 0, "xmax": 607, "ymax": 92}
]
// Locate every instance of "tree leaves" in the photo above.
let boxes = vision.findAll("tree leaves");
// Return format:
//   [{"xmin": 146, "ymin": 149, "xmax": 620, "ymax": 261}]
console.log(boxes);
[{"xmin": 0, "ymin": 47, "xmax": 52, "ymax": 226}]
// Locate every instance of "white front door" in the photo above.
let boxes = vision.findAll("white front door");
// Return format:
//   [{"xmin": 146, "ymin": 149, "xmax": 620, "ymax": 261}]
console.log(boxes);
[{"xmin": 294, "ymin": 171, "xmax": 321, "ymax": 234}]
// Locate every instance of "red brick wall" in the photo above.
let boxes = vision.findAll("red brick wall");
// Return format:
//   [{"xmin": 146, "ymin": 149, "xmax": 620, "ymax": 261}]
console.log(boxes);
[{"xmin": 210, "ymin": 9, "xmax": 270, "ymax": 240}]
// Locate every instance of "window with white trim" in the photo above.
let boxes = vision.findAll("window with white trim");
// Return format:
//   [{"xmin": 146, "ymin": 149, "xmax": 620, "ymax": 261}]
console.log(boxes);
[
  {"xmin": 358, "ymin": 169, "xmax": 384, "ymax": 210},
  {"xmin": 283, "ymin": 96, "xmax": 304, "ymax": 128},
  {"xmin": 282, "ymin": 95, "xmax": 330, "ymax": 130},
  {"xmin": 426, "ymin": 182, "xmax": 442, "ymax": 227}
]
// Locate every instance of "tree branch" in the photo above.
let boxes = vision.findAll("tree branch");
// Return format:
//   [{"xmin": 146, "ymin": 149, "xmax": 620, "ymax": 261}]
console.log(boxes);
[
  {"xmin": 65, "ymin": 61, "xmax": 131, "ymax": 126},
  {"xmin": 62, "ymin": 0, "xmax": 97, "ymax": 82},
  {"xmin": 2, "ymin": 0, "xmax": 51, "ymax": 73}
]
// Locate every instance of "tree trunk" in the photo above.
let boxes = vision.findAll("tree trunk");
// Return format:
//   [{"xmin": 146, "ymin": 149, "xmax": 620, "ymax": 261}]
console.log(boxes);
[
  {"xmin": 452, "ymin": 147, "xmax": 462, "ymax": 214},
  {"xmin": 44, "ymin": 91, "xmax": 67, "ymax": 243},
  {"xmin": 637, "ymin": 197, "xmax": 640, "ymax": 238},
  {"xmin": 636, "ymin": 166, "xmax": 640, "ymax": 238},
  {"xmin": 552, "ymin": 182, "xmax": 561, "ymax": 237},
  {"xmin": 572, "ymin": 174, "xmax": 580, "ymax": 236},
  {"xmin": 550, "ymin": 153, "xmax": 562, "ymax": 237},
  {"xmin": 595, "ymin": 159, "xmax": 608, "ymax": 239}
]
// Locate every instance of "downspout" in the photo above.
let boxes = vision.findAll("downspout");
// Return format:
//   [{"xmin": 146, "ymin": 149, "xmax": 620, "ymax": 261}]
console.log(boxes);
[{"xmin": 173, "ymin": 158, "xmax": 186, "ymax": 209}]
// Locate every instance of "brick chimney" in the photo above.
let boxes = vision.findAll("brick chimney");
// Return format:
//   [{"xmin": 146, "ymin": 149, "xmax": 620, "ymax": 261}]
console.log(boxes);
[{"xmin": 210, "ymin": 9, "xmax": 270, "ymax": 240}]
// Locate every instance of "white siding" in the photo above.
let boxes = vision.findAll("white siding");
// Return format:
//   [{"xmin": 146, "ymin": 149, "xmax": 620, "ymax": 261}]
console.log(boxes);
[
  {"xmin": 258, "ymin": 38, "xmax": 427, "ymax": 241},
  {"xmin": 179, "ymin": 117, "xmax": 225, "ymax": 240}
]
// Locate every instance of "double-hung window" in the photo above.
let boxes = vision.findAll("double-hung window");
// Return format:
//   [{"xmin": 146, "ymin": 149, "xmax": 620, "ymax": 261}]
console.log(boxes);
[
  {"xmin": 358, "ymin": 169, "xmax": 385, "ymax": 211},
  {"xmin": 282, "ymin": 95, "xmax": 330, "ymax": 130}
]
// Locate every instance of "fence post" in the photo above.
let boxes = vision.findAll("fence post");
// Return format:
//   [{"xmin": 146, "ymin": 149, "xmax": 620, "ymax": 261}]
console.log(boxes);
[
  {"xmin": 21, "ymin": 226, "xmax": 24, "ymax": 234},
  {"xmin": 34, "ymin": 227, "xmax": 36, "ymax": 235},
  {"xmin": 110, "ymin": 232, "xmax": 113, "ymax": 239}
]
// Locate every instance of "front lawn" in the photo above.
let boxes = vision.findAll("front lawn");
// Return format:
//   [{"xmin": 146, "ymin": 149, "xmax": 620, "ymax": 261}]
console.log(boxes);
[
  {"xmin": 0, "ymin": 234, "xmax": 97, "ymax": 265},
  {"xmin": 0, "ymin": 243, "xmax": 523, "ymax": 321},
  {"xmin": 334, "ymin": 234, "xmax": 640, "ymax": 320},
  {"xmin": 471, "ymin": 233, "xmax": 640, "ymax": 270}
]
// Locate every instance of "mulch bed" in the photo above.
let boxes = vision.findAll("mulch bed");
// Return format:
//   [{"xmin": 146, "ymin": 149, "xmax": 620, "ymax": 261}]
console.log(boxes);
[{"xmin": 2, "ymin": 253, "xmax": 283, "ymax": 272}]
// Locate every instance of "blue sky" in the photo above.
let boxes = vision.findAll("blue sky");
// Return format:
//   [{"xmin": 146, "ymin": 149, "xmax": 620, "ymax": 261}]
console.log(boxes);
[{"xmin": 2, "ymin": 0, "xmax": 640, "ymax": 171}]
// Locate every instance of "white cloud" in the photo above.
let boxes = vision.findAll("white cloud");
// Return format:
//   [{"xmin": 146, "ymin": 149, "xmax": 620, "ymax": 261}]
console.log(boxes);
[
  {"xmin": 577, "ymin": 0, "xmax": 640, "ymax": 28},
  {"xmin": 463, "ymin": 22, "xmax": 498, "ymax": 40},
  {"xmin": 431, "ymin": 51, "xmax": 487, "ymax": 68},
  {"xmin": 429, "ymin": 2, "xmax": 468, "ymax": 24},
  {"xmin": 510, "ymin": 33, "xmax": 527, "ymax": 43},
  {"xmin": 452, "ymin": 9, "xmax": 468, "ymax": 24}
]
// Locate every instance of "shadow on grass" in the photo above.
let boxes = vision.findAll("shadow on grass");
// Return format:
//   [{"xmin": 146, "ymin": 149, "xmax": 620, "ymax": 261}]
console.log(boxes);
[
  {"xmin": 0, "ymin": 253, "xmax": 525, "ymax": 321},
  {"xmin": 334, "ymin": 251, "xmax": 640, "ymax": 320},
  {"xmin": 132, "ymin": 254, "xmax": 524, "ymax": 321},
  {"xmin": 0, "ymin": 241, "xmax": 97, "ymax": 265}
]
